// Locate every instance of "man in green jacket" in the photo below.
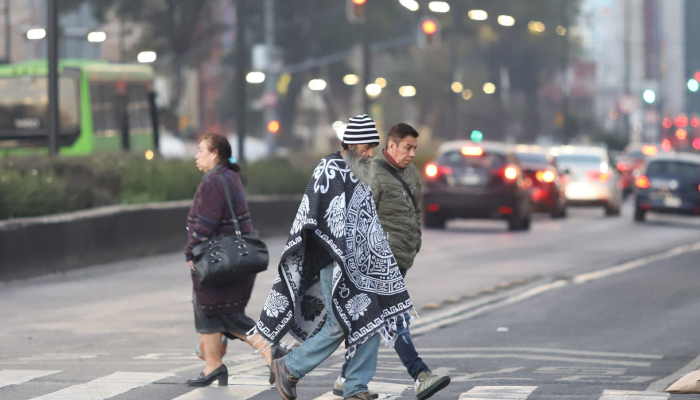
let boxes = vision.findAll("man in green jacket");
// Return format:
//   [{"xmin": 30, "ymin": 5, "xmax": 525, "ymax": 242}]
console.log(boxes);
[{"xmin": 334, "ymin": 123, "xmax": 450, "ymax": 400}]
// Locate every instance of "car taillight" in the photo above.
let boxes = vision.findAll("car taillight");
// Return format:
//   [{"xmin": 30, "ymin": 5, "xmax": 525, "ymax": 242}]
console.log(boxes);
[
  {"xmin": 697, "ymin": 183, "xmax": 700, "ymax": 192},
  {"xmin": 535, "ymin": 170, "xmax": 556, "ymax": 183},
  {"xmin": 504, "ymin": 166, "xmax": 518, "ymax": 180},
  {"xmin": 425, "ymin": 163, "xmax": 452, "ymax": 179},
  {"xmin": 425, "ymin": 163, "xmax": 438, "ymax": 177},
  {"xmin": 616, "ymin": 162, "xmax": 628, "ymax": 172},
  {"xmin": 635, "ymin": 175, "xmax": 650, "ymax": 189},
  {"xmin": 586, "ymin": 170, "xmax": 611, "ymax": 182}
]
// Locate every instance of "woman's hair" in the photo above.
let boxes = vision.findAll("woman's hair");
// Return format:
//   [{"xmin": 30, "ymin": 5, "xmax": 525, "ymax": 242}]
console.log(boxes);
[{"xmin": 200, "ymin": 132, "xmax": 241, "ymax": 172}]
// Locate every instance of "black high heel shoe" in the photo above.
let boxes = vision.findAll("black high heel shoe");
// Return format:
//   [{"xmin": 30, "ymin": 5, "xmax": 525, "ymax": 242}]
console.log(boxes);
[{"xmin": 187, "ymin": 364, "xmax": 228, "ymax": 386}]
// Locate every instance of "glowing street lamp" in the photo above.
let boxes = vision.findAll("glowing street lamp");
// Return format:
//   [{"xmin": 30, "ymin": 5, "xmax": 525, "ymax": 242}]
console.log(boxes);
[
  {"xmin": 137, "ymin": 51, "xmax": 157, "ymax": 63},
  {"xmin": 343, "ymin": 74, "xmax": 359, "ymax": 85},
  {"xmin": 498, "ymin": 15, "xmax": 515, "ymax": 26},
  {"xmin": 399, "ymin": 0, "xmax": 419, "ymax": 11},
  {"xmin": 468, "ymin": 10, "xmax": 488, "ymax": 21},
  {"xmin": 27, "ymin": 28, "xmax": 46, "ymax": 40},
  {"xmin": 428, "ymin": 1, "xmax": 450, "ymax": 13},
  {"xmin": 483, "ymin": 82, "xmax": 496, "ymax": 94},
  {"xmin": 365, "ymin": 83, "xmax": 382, "ymax": 98},
  {"xmin": 87, "ymin": 31, "xmax": 107, "ymax": 43},
  {"xmin": 399, "ymin": 86, "xmax": 416, "ymax": 97},
  {"xmin": 308, "ymin": 79, "xmax": 327, "ymax": 91},
  {"xmin": 246, "ymin": 72, "xmax": 266, "ymax": 84}
]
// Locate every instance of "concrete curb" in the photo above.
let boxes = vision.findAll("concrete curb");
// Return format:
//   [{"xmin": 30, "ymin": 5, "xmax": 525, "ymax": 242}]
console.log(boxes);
[{"xmin": 0, "ymin": 195, "xmax": 301, "ymax": 282}]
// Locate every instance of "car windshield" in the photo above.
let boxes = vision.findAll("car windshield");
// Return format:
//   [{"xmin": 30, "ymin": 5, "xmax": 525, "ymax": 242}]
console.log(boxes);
[
  {"xmin": 439, "ymin": 150, "xmax": 506, "ymax": 169},
  {"xmin": 646, "ymin": 161, "xmax": 700, "ymax": 178},
  {"xmin": 516, "ymin": 152, "xmax": 548, "ymax": 165}
]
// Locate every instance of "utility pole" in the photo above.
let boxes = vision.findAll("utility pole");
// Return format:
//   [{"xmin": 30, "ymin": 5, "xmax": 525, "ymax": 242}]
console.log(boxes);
[
  {"xmin": 623, "ymin": 0, "xmax": 632, "ymax": 141},
  {"xmin": 235, "ymin": 0, "xmax": 247, "ymax": 163},
  {"xmin": 362, "ymin": 25, "xmax": 371, "ymax": 113},
  {"xmin": 264, "ymin": 0, "xmax": 279, "ymax": 155},
  {"xmin": 47, "ymin": 0, "xmax": 60, "ymax": 155},
  {"xmin": 3, "ymin": 0, "xmax": 10, "ymax": 63}
]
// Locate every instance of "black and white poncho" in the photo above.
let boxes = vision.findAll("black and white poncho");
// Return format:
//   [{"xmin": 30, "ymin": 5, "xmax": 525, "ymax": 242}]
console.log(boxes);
[{"xmin": 251, "ymin": 152, "xmax": 415, "ymax": 355}]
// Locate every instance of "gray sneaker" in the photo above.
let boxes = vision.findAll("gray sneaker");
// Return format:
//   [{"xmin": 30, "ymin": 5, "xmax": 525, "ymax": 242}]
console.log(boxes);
[
  {"xmin": 333, "ymin": 377, "xmax": 379, "ymax": 399},
  {"xmin": 415, "ymin": 371, "xmax": 451, "ymax": 400}
]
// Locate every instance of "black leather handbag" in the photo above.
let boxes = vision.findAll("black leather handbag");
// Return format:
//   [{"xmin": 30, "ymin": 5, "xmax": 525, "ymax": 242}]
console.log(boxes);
[{"xmin": 191, "ymin": 174, "xmax": 269, "ymax": 286}]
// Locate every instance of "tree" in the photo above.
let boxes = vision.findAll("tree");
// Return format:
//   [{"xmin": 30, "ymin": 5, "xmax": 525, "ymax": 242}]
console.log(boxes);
[{"xmin": 63, "ymin": 0, "xmax": 223, "ymax": 114}]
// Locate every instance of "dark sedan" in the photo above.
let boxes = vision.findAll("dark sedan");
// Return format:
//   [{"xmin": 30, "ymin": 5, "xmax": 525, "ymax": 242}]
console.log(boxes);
[
  {"xmin": 422, "ymin": 141, "xmax": 532, "ymax": 231},
  {"xmin": 634, "ymin": 152, "xmax": 700, "ymax": 222}
]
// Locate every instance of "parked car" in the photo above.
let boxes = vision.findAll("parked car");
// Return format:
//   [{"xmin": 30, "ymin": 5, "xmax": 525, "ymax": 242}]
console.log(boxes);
[
  {"xmin": 422, "ymin": 141, "xmax": 532, "ymax": 231},
  {"xmin": 616, "ymin": 143, "xmax": 663, "ymax": 197},
  {"xmin": 552, "ymin": 146, "xmax": 623, "ymax": 216},
  {"xmin": 515, "ymin": 146, "xmax": 567, "ymax": 218},
  {"xmin": 634, "ymin": 152, "xmax": 700, "ymax": 222}
]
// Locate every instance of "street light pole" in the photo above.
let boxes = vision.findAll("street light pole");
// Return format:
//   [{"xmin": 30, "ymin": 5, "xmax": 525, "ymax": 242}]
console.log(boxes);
[
  {"xmin": 47, "ymin": 0, "xmax": 60, "ymax": 155},
  {"xmin": 264, "ymin": 0, "xmax": 279, "ymax": 155},
  {"xmin": 3, "ymin": 0, "xmax": 10, "ymax": 63},
  {"xmin": 235, "ymin": 0, "xmax": 247, "ymax": 163}
]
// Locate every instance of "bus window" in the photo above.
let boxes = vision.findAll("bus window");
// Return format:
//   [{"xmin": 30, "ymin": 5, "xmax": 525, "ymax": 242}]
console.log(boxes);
[{"xmin": 0, "ymin": 74, "xmax": 80, "ymax": 139}]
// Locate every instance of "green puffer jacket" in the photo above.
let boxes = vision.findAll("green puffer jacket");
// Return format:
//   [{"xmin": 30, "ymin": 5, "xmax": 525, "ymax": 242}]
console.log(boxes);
[{"xmin": 370, "ymin": 151, "xmax": 422, "ymax": 270}]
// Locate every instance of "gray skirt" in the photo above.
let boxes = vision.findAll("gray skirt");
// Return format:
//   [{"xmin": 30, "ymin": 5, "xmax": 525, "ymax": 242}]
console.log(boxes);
[{"xmin": 192, "ymin": 292, "xmax": 255, "ymax": 340}]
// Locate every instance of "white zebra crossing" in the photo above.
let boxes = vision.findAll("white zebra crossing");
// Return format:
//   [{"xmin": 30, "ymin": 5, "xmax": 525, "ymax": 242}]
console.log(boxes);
[
  {"xmin": 0, "ymin": 369, "xmax": 61, "ymax": 389},
  {"xmin": 459, "ymin": 386, "xmax": 538, "ymax": 399},
  {"xmin": 0, "ymin": 370, "xmax": 682, "ymax": 400},
  {"xmin": 29, "ymin": 371, "xmax": 173, "ymax": 400},
  {"xmin": 598, "ymin": 390, "xmax": 670, "ymax": 400}
]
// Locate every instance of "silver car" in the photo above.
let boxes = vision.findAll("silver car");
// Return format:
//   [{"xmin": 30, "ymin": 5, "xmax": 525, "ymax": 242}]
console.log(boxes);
[{"xmin": 552, "ymin": 146, "xmax": 623, "ymax": 216}]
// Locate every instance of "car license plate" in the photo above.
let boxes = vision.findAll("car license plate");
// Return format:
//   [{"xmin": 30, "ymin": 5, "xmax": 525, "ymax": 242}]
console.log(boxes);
[
  {"xmin": 663, "ymin": 196, "xmax": 682, "ymax": 208},
  {"xmin": 459, "ymin": 174, "xmax": 481, "ymax": 185}
]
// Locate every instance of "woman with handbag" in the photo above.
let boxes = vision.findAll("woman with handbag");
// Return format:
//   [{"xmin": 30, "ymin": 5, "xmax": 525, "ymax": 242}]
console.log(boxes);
[{"xmin": 184, "ymin": 133, "xmax": 276, "ymax": 386}]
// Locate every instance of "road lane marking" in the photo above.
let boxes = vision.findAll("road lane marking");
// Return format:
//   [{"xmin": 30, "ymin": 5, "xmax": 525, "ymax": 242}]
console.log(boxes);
[
  {"xmin": 379, "ymin": 353, "xmax": 652, "ymax": 367},
  {"xmin": 573, "ymin": 241, "xmax": 700, "ymax": 284},
  {"xmin": 411, "ymin": 240, "xmax": 700, "ymax": 336},
  {"xmin": 411, "ymin": 281, "xmax": 568, "ymax": 335},
  {"xmin": 0, "ymin": 370, "xmax": 61, "ymax": 389},
  {"xmin": 382, "ymin": 347, "xmax": 662, "ymax": 360},
  {"xmin": 599, "ymin": 390, "xmax": 669, "ymax": 399},
  {"xmin": 29, "ymin": 371, "xmax": 173, "ymax": 400},
  {"xmin": 646, "ymin": 353, "xmax": 700, "ymax": 392},
  {"xmin": 459, "ymin": 385, "xmax": 537, "ymax": 399}
]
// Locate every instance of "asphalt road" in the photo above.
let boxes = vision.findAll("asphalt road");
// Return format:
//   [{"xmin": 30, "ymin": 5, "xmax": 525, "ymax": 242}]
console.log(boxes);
[{"xmin": 0, "ymin": 201, "xmax": 699, "ymax": 400}]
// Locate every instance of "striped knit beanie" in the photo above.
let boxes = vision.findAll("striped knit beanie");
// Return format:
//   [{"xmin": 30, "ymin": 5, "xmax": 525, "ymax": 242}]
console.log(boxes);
[{"xmin": 342, "ymin": 114, "xmax": 380, "ymax": 145}]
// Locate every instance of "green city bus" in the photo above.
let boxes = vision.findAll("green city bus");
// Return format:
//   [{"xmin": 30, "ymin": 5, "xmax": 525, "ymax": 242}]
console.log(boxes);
[{"xmin": 0, "ymin": 59, "xmax": 157, "ymax": 156}]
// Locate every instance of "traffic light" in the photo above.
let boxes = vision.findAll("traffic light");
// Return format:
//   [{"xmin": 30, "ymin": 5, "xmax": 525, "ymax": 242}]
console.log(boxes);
[
  {"xmin": 346, "ymin": 0, "xmax": 366, "ymax": 24},
  {"xmin": 267, "ymin": 120, "xmax": 280, "ymax": 135},
  {"xmin": 418, "ymin": 17, "xmax": 441, "ymax": 49}
]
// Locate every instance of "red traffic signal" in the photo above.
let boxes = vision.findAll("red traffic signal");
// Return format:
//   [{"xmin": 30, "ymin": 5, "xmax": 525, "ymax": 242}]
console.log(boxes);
[
  {"xmin": 347, "ymin": 0, "xmax": 366, "ymax": 24},
  {"xmin": 418, "ymin": 17, "xmax": 441, "ymax": 49},
  {"xmin": 267, "ymin": 120, "xmax": 280, "ymax": 134}
]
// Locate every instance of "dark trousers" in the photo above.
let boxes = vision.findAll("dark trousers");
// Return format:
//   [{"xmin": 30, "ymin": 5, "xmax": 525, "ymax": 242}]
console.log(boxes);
[{"xmin": 341, "ymin": 269, "xmax": 429, "ymax": 381}]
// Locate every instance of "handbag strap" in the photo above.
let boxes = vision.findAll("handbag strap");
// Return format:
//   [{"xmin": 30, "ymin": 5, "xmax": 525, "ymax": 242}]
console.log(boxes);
[
  {"xmin": 373, "ymin": 158, "xmax": 419, "ymax": 212},
  {"xmin": 217, "ymin": 173, "xmax": 242, "ymax": 237}
]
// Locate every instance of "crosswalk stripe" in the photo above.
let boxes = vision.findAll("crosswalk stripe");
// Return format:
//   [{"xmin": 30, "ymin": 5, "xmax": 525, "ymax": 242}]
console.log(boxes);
[
  {"xmin": 0, "ymin": 370, "xmax": 61, "ymax": 389},
  {"xmin": 173, "ymin": 376, "xmax": 270, "ymax": 400},
  {"xmin": 29, "ymin": 371, "xmax": 173, "ymax": 400},
  {"xmin": 459, "ymin": 385, "xmax": 538, "ymax": 399},
  {"xmin": 598, "ymin": 390, "xmax": 670, "ymax": 400}
]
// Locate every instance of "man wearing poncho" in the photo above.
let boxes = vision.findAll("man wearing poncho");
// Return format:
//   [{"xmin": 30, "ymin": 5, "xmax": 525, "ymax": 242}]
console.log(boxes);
[{"xmin": 250, "ymin": 115, "xmax": 416, "ymax": 400}]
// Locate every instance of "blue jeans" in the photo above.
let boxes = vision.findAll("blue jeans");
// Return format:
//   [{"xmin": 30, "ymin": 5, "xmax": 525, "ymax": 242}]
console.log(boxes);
[
  {"xmin": 284, "ymin": 263, "xmax": 381, "ymax": 397},
  {"xmin": 341, "ymin": 268, "xmax": 429, "ymax": 381}
]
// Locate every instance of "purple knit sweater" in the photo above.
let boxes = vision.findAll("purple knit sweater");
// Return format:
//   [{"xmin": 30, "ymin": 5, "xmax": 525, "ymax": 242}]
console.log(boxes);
[{"xmin": 186, "ymin": 165, "xmax": 256, "ymax": 316}]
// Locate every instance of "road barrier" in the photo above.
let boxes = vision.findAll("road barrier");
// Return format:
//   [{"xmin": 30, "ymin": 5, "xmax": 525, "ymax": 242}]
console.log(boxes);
[{"xmin": 0, "ymin": 195, "xmax": 301, "ymax": 282}]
